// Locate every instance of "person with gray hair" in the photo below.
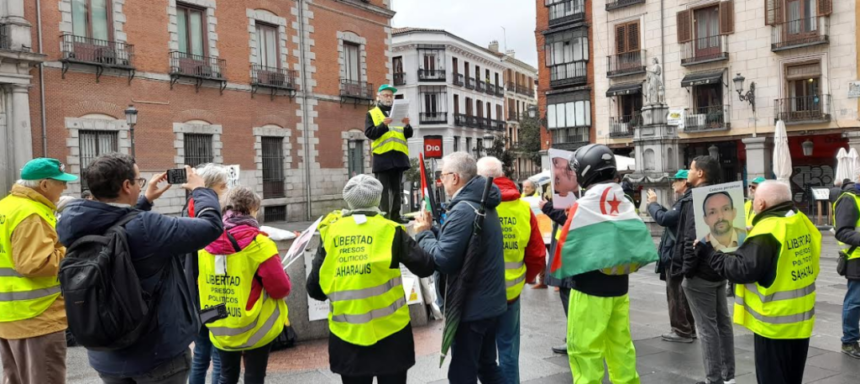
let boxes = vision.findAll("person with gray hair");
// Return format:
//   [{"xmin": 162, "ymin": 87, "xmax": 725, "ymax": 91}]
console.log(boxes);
[
  {"xmin": 476, "ymin": 157, "xmax": 546, "ymax": 383},
  {"xmin": 521, "ymin": 179, "xmax": 540, "ymax": 198},
  {"xmin": 306, "ymin": 174, "xmax": 433, "ymax": 384},
  {"xmin": 703, "ymin": 180, "xmax": 822, "ymax": 383},
  {"xmin": 414, "ymin": 152, "xmax": 507, "ymax": 382}
]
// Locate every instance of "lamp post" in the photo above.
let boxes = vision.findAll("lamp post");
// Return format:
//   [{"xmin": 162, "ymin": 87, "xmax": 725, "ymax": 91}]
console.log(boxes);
[
  {"xmin": 733, "ymin": 73, "xmax": 756, "ymax": 113},
  {"xmin": 802, "ymin": 139, "xmax": 814, "ymax": 156},
  {"xmin": 527, "ymin": 105, "xmax": 537, "ymax": 119},
  {"xmin": 125, "ymin": 104, "xmax": 138, "ymax": 159},
  {"xmin": 708, "ymin": 144, "xmax": 720, "ymax": 161}
]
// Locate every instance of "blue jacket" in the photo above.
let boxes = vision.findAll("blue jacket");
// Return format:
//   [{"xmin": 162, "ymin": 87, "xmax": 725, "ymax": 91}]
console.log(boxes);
[
  {"xmin": 416, "ymin": 176, "xmax": 506, "ymax": 322},
  {"xmin": 57, "ymin": 189, "xmax": 223, "ymax": 376}
]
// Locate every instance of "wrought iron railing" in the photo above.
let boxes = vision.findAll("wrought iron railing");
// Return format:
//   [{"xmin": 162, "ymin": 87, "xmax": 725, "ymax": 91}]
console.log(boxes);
[
  {"xmin": 251, "ymin": 64, "xmax": 297, "ymax": 90},
  {"xmin": 418, "ymin": 69, "xmax": 446, "ymax": 82},
  {"xmin": 684, "ymin": 105, "xmax": 729, "ymax": 132},
  {"xmin": 393, "ymin": 72, "xmax": 406, "ymax": 86},
  {"xmin": 609, "ymin": 113, "xmax": 642, "ymax": 137},
  {"xmin": 485, "ymin": 82, "xmax": 496, "ymax": 95},
  {"xmin": 774, "ymin": 95, "xmax": 831, "ymax": 124},
  {"xmin": 607, "ymin": 50, "xmax": 646, "ymax": 77},
  {"xmin": 508, "ymin": 111, "xmax": 521, "ymax": 121},
  {"xmin": 419, "ymin": 112, "xmax": 447, "ymax": 124},
  {"xmin": 454, "ymin": 113, "xmax": 469, "ymax": 127},
  {"xmin": 681, "ymin": 35, "xmax": 728, "ymax": 66},
  {"xmin": 506, "ymin": 82, "xmax": 535, "ymax": 97},
  {"xmin": 169, "ymin": 51, "xmax": 224, "ymax": 79},
  {"xmin": 62, "ymin": 34, "xmax": 134, "ymax": 67},
  {"xmin": 549, "ymin": 62, "xmax": 587, "ymax": 87},
  {"xmin": 490, "ymin": 119, "xmax": 506, "ymax": 131},
  {"xmin": 771, "ymin": 17, "xmax": 829, "ymax": 51},
  {"xmin": 476, "ymin": 81, "xmax": 487, "ymax": 93},
  {"xmin": 605, "ymin": 0, "xmax": 645, "ymax": 11},
  {"xmin": 340, "ymin": 79, "xmax": 374, "ymax": 100},
  {"xmin": 466, "ymin": 77, "xmax": 476, "ymax": 90},
  {"xmin": 453, "ymin": 73, "xmax": 464, "ymax": 87},
  {"xmin": 495, "ymin": 84, "xmax": 505, "ymax": 97},
  {"xmin": 548, "ymin": 0, "xmax": 585, "ymax": 26}
]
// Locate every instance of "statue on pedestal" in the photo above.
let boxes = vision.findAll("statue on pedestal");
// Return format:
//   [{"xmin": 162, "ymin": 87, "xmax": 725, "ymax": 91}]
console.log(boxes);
[{"xmin": 644, "ymin": 58, "xmax": 664, "ymax": 106}]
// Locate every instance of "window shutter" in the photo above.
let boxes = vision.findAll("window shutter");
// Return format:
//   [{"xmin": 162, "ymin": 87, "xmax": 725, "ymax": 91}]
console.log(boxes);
[
  {"xmin": 615, "ymin": 24, "xmax": 627, "ymax": 53},
  {"xmin": 765, "ymin": 0, "xmax": 784, "ymax": 25},
  {"xmin": 677, "ymin": 10, "xmax": 692, "ymax": 43},
  {"xmin": 627, "ymin": 22, "xmax": 640, "ymax": 51},
  {"xmin": 818, "ymin": 0, "xmax": 832, "ymax": 16},
  {"xmin": 719, "ymin": 1, "xmax": 734, "ymax": 34}
]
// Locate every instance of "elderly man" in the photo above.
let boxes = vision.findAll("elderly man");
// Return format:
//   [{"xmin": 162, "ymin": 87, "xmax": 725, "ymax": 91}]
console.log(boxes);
[
  {"xmin": 647, "ymin": 170, "xmax": 697, "ymax": 344},
  {"xmin": 833, "ymin": 173, "xmax": 860, "ymax": 359},
  {"xmin": 521, "ymin": 180, "xmax": 540, "ymax": 198},
  {"xmin": 365, "ymin": 84, "xmax": 412, "ymax": 223},
  {"xmin": 704, "ymin": 181, "xmax": 820, "ymax": 384},
  {"xmin": 0, "ymin": 158, "xmax": 77, "ymax": 384},
  {"xmin": 414, "ymin": 152, "xmax": 506, "ymax": 383},
  {"xmin": 745, "ymin": 177, "xmax": 766, "ymax": 229},
  {"xmin": 477, "ymin": 157, "xmax": 545, "ymax": 384}
]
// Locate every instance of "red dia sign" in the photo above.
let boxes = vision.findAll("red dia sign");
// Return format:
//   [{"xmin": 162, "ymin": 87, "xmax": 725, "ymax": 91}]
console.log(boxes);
[{"xmin": 424, "ymin": 136, "xmax": 443, "ymax": 159}]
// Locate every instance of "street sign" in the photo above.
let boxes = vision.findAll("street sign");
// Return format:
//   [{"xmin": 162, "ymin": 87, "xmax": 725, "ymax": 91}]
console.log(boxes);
[
  {"xmin": 849, "ymin": 81, "xmax": 860, "ymax": 99},
  {"xmin": 667, "ymin": 109, "xmax": 685, "ymax": 127},
  {"xmin": 812, "ymin": 187, "xmax": 830, "ymax": 201},
  {"xmin": 424, "ymin": 136, "xmax": 443, "ymax": 159}
]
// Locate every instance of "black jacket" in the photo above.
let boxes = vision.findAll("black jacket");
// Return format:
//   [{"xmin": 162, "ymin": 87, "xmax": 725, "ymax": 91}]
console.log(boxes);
[
  {"xmin": 676, "ymin": 186, "xmax": 724, "ymax": 282},
  {"xmin": 705, "ymin": 202, "xmax": 793, "ymax": 287},
  {"xmin": 365, "ymin": 104, "xmax": 414, "ymax": 173},
  {"xmin": 669, "ymin": 189, "xmax": 694, "ymax": 278},
  {"xmin": 833, "ymin": 183, "xmax": 860, "ymax": 280},
  {"xmin": 648, "ymin": 197, "xmax": 684, "ymax": 279},
  {"xmin": 307, "ymin": 212, "xmax": 434, "ymax": 376}
]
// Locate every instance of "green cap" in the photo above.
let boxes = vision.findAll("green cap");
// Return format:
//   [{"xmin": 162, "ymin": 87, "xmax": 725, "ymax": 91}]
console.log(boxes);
[
  {"xmin": 21, "ymin": 158, "xmax": 78, "ymax": 182},
  {"xmin": 750, "ymin": 176, "xmax": 766, "ymax": 184},
  {"xmin": 378, "ymin": 84, "xmax": 398, "ymax": 94},
  {"xmin": 672, "ymin": 169, "xmax": 689, "ymax": 180}
]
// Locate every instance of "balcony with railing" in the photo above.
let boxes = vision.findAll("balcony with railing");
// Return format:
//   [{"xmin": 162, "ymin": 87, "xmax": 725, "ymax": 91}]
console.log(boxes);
[
  {"xmin": 453, "ymin": 73, "xmax": 464, "ymax": 87},
  {"xmin": 476, "ymin": 81, "xmax": 487, "ymax": 93},
  {"xmin": 549, "ymin": 61, "xmax": 587, "ymax": 87},
  {"xmin": 683, "ymin": 105, "xmax": 729, "ymax": 132},
  {"xmin": 251, "ymin": 64, "xmax": 297, "ymax": 99},
  {"xmin": 506, "ymin": 82, "xmax": 535, "ymax": 97},
  {"xmin": 490, "ymin": 119, "xmax": 506, "ymax": 131},
  {"xmin": 547, "ymin": 0, "xmax": 585, "ymax": 27},
  {"xmin": 681, "ymin": 35, "xmax": 729, "ymax": 66},
  {"xmin": 605, "ymin": 0, "xmax": 645, "ymax": 11},
  {"xmin": 0, "ymin": 24, "xmax": 10, "ymax": 51},
  {"xmin": 771, "ymin": 17, "xmax": 830, "ymax": 52},
  {"xmin": 508, "ymin": 111, "xmax": 522, "ymax": 122},
  {"xmin": 340, "ymin": 79, "xmax": 374, "ymax": 104},
  {"xmin": 774, "ymin": 95, "xmax": 831, "ymax": 124},
  {"xmin": 454, "ymin": 113, "xmax": 469, "ymax": 127},
  {"xmin": 485, "ymin": 82, "xmax": 496, "ymax": 96},
  {"xmin": 495, "ymin": 84, "xmax": 505, "ymax": 97},
  {"xmin": 466, "ymin": 77, "xmax": 476, "ymax": 90},
  {"xmin": 394, "ymin": 72, "xmax": 406, "ymax": 86},
  {"xmin": 550, "ymin": 127, "xmax": 590, "ymax": 151},
  {"xmin": 169, "ymin": 51, "xmax": 226, "ymax": 92},
  {"xmin": 607, "ymin": 50, "xmax": 646, "ymax": 78},
  {"xmin": 420, "ymin": 112, "xmax": 448, "ymax": 125},
  {"xmin": 418, "ymin": 69, "xmax": 446, "ymax": 82},
  {"xmin": 609, "ymin": 113, "xmax": 642, "ymax": 137},
  {"xmin": 61, "ymin": 34, "xmax": 135, "ymax": 82}
]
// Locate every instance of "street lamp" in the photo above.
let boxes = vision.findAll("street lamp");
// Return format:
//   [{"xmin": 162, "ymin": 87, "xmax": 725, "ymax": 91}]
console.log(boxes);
[
  {"xmin": 802, "ymin": 139, "xmax": 814, "ymax": 156},
  {"xmin": 527, "ymin": 105, "xmax": 537, "ymax": 119},
  {"xmin": 733, "ymin": 73, "xmax": 756, "ymax": 113},
  {"xmin": 708, "ymin": 144, "xmax": 720, "ymax": 161},
  {"xmin": 125, "ymin": 104, "xmax": 138, "ymax": 158}
]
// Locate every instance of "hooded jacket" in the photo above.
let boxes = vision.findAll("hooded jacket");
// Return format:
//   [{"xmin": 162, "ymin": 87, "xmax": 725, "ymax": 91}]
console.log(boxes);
[
  {"xmin": 57, "ymin": 189, "xmax": 223, "ymax": 377},
  {"xmin": 416, "ymin": 176, "xmax": 507, "ymax": 322},
  {"xmin": 493, "ymin": 177, "xmax": 547, "ymax": 290}
]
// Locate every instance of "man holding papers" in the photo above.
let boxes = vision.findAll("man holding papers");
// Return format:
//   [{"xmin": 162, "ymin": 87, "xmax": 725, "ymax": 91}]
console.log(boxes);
[{"xmin": 365, "ymin": 84, "xmax": 413, "ymax": 224}]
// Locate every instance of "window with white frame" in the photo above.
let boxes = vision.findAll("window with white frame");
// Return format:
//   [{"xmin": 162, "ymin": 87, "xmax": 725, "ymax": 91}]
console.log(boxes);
[
  {"xmin": 255, "ymin": 23, "xmax": 279, "ymax": 68},
  {"xmin": 545, "ymin": 28, "xmax": 588, "ymax": 86},
  {"xmin": 548, "ymin": 92, "xmax": 591, "ymax": 144}
]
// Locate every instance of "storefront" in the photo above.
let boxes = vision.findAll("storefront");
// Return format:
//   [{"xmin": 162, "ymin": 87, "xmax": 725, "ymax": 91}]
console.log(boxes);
[{"xmin": 784, "ymin": 133, "xmax": 846, "ymax": 213}]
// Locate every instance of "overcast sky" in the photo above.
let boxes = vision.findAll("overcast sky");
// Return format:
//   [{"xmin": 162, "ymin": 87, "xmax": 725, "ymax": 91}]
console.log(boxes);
[{"xmin": 391, "ymin": 0, "xmax": 538, "ymax": 68}]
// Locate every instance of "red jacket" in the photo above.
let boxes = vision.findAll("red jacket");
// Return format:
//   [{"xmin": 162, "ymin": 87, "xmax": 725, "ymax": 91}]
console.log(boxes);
[{"xmin": 493, "ymin": 177, "xmax": 546, "ymax": 290}]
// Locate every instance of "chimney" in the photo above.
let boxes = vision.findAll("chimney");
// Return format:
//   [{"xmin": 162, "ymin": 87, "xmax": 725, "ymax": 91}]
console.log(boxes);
[
  {"xmin": 506, "ymin": 49, "xmax": 516, "ymax": 58},
  {"xmin": 488, "ymin": 40, "xmax": 499, "ymax": 53}
]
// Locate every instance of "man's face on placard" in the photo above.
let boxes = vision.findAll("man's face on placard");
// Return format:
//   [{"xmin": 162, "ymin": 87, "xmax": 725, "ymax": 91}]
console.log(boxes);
[
  {"xmin": 552, "ymin": 157, "xmax": 577, "ymax": 196},
  {"xmin": 704, "ymin": 193, "xmax": 736, "ymax": 236}
]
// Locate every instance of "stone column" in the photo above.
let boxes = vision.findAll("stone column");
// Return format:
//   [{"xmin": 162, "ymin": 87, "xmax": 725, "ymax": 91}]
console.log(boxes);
[
  {"xmin": 742, "ymin": 137, "xmax": 771, "ymax": 181},
  {"xmin": 10, "ymin": 84, "xmax": 33, "ymax": 177},
  {"xmin": 5, "ymin": 0, "xmax": 32, "ymax": 52},
  {"xmin": 846, "ymin": 132, "xmax": 860, "ymax": 154}
]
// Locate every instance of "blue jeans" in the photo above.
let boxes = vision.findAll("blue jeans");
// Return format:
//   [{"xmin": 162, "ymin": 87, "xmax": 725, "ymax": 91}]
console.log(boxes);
[
  {"xmin": 496, "ymin": 299, "xmax": 521, "ymax": 384},
  {"xmin": 189, "ymin": 326, "xmax": 221, "ymax": 384},
  {"xmin": 843, "ymin": 279, "xmax": 860, "ymax": 344}
]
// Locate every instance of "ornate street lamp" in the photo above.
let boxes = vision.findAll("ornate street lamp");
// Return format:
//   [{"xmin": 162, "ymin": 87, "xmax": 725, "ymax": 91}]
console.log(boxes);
[
  {"xmin": 733, "ymin": 73, "xmax": 756, "ymax": 113},
  {"xmin": 125, "ymin": 104, "xmax": 139, "ymax": 158},
  {"xmin": 708, "ymin": 144, "xmax": 720, "ymax": 161},
  {"xmin": 802, "ymin": 139, "xmax": 814, "ymax": 157}
]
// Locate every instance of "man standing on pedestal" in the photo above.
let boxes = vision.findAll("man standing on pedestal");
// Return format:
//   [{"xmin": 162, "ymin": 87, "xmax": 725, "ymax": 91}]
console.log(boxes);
[{"xmin": 365, "ymin": 84, "xmax": 412, "ymax": 223}]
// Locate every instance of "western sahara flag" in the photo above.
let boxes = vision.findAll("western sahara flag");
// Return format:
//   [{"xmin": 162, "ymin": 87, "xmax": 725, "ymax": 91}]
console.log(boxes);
[
  {"xmin": 550, "ymin": 183, "xmax": 658, "ymax": 279},
  {"xmin": 419, "ymin": 153, "xmax": 432, "ymax": 211}
]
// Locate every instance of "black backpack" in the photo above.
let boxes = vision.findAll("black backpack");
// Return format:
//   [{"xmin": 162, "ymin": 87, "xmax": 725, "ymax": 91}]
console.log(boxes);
[{"xmin": 59, "ymin": 211, "xmax": 168, "ymax": 351}]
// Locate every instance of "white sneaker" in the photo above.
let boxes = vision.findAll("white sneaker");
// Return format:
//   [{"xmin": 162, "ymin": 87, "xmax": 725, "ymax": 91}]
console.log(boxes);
[{"xmin": 724, "ymin": 380, "xmax": 736, "ymax": 384}]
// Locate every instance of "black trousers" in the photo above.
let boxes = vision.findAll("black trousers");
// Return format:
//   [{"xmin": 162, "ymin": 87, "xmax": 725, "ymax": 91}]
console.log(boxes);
[
  {"xmin": 341, "ymin": 371, "xmax": 407, "ymax": 384},
  {"xmin": 667, "ymin": 275, "xmax": 696, "ymax": 338},
  {"xmin": 376, "ymin": 170, "xmax": 404, "ymax": 222},
  {"xmin": 448, "ymin": 317, "xmax": 504, "ymax": 384},
  {"xmin": 754, "ymin": 334, "xmax": 809, "ymax": 384},
  {"xmin": 560, "ymin": 286, "xmax": 571, "ymax": 317},
  {"xmin": 216, "ymin": 343, "xmax": 272, "ymax": 384}
]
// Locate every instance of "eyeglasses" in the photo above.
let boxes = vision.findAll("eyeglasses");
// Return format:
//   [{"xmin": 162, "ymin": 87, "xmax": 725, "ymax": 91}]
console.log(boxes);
[
  {"xmin": 132, "ymin": 178, "xmax": 147, "ymax": 188},
  {"xmin": 440, "ymin": 172, "xmax": 455, "ymax": 180}
]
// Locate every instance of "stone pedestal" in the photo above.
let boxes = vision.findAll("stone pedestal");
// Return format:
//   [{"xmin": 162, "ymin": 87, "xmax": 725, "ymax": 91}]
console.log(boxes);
[{"xmin": 742, "ymin": 137, "xmax": 771, "ymax": 181}]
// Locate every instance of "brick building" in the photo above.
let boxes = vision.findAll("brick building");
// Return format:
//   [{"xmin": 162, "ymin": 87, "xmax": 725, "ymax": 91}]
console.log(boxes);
[
  {"xmin": 536, "ymin": 0, "xmax": 596, "ymax": 166},
  {"xmin": 16, "ymin": 0, "xmax": 395, "ymax": 221}
]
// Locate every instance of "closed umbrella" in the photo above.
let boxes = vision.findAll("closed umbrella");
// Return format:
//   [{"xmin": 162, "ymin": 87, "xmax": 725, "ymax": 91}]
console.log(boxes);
[
  {"xmin": 835, "ymin": 148, "xmax": 849, "ymax": 185},
  {"xmin": 773, "ymin": 120, "xmax": 792, "ymax": 183},
  {"xmin": 850, "ymin": 148, "xmax": 860, "ymax": 184}
]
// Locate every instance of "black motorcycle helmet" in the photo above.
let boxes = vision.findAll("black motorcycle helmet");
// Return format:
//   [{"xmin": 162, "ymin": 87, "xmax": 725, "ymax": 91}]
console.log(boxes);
[{"xmin": 570, "ymin": 144, "xmax": 618, "ymax": 189}]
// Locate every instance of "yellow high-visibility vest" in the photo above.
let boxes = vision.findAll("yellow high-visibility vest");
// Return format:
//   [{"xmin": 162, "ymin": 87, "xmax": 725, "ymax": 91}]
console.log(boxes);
[
  {"xmin": 320, "ymin": 214, "xmax": 409, "ymax": 346},
  {"xmin": 834, "ymin": 193, "xmax": 860, "ymax": 261},
  {"xmin": 745, "ymin": 200, "xmax": 756, "ymax": 228},
  {"xmin": 497, "ymin": 199, "xmax": 532, "ymax": 300},
  {"xmin": 369, "ymin": 107, "xmax": 409, "ymax": 156},
  {"xmin": 199, "ymin": 235, "xmax": 287, "ymax": 351},
  {"xmin": 734, "ymin": 211, "xmax": 820, "ymax": 339},
  {"xmin": 0, "ymin": 195, "xmax": 61, "ymax": 322}
]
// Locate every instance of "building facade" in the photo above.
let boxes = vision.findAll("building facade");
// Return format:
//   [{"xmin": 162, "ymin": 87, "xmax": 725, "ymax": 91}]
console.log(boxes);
[
  {"xmin": 593, "ymin": 0, "xmax": 859, "ymax": 209},
  {"xmin": 0, "ymin": 0, "xmax": 45, "ymax": 194},
  {"xmin": 391, "ymin": 28, "xmax": 507, "ymax": 160},
  {"xmin": 537, "ymin": 0, "xmax": 596, "ymax": 164},
  {"xmin": 499, "ymin": 46, "xmax": 540, "ymax": 181},
  {"xmin": 18, "ymin": 0, "xmax": 395, "ymax": 221}
]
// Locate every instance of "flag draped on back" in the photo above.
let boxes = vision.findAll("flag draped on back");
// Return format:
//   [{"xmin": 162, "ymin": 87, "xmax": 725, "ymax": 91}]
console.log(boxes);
[{"xmin": 550, "ymin": 183, "xmax": 658, "ymax": 279}]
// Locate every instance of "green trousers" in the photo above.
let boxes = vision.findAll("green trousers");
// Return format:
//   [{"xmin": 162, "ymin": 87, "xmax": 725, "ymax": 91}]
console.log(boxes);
[{"xmin": 567, "ymin": 290, "xmax": 640, "ymax": 384}]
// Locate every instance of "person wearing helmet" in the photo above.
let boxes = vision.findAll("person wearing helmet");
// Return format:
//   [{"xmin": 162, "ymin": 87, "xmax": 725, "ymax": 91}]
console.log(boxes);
[{"xmin": 560, "ymin": 144, "xmax": 645, "ymax": 384}]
